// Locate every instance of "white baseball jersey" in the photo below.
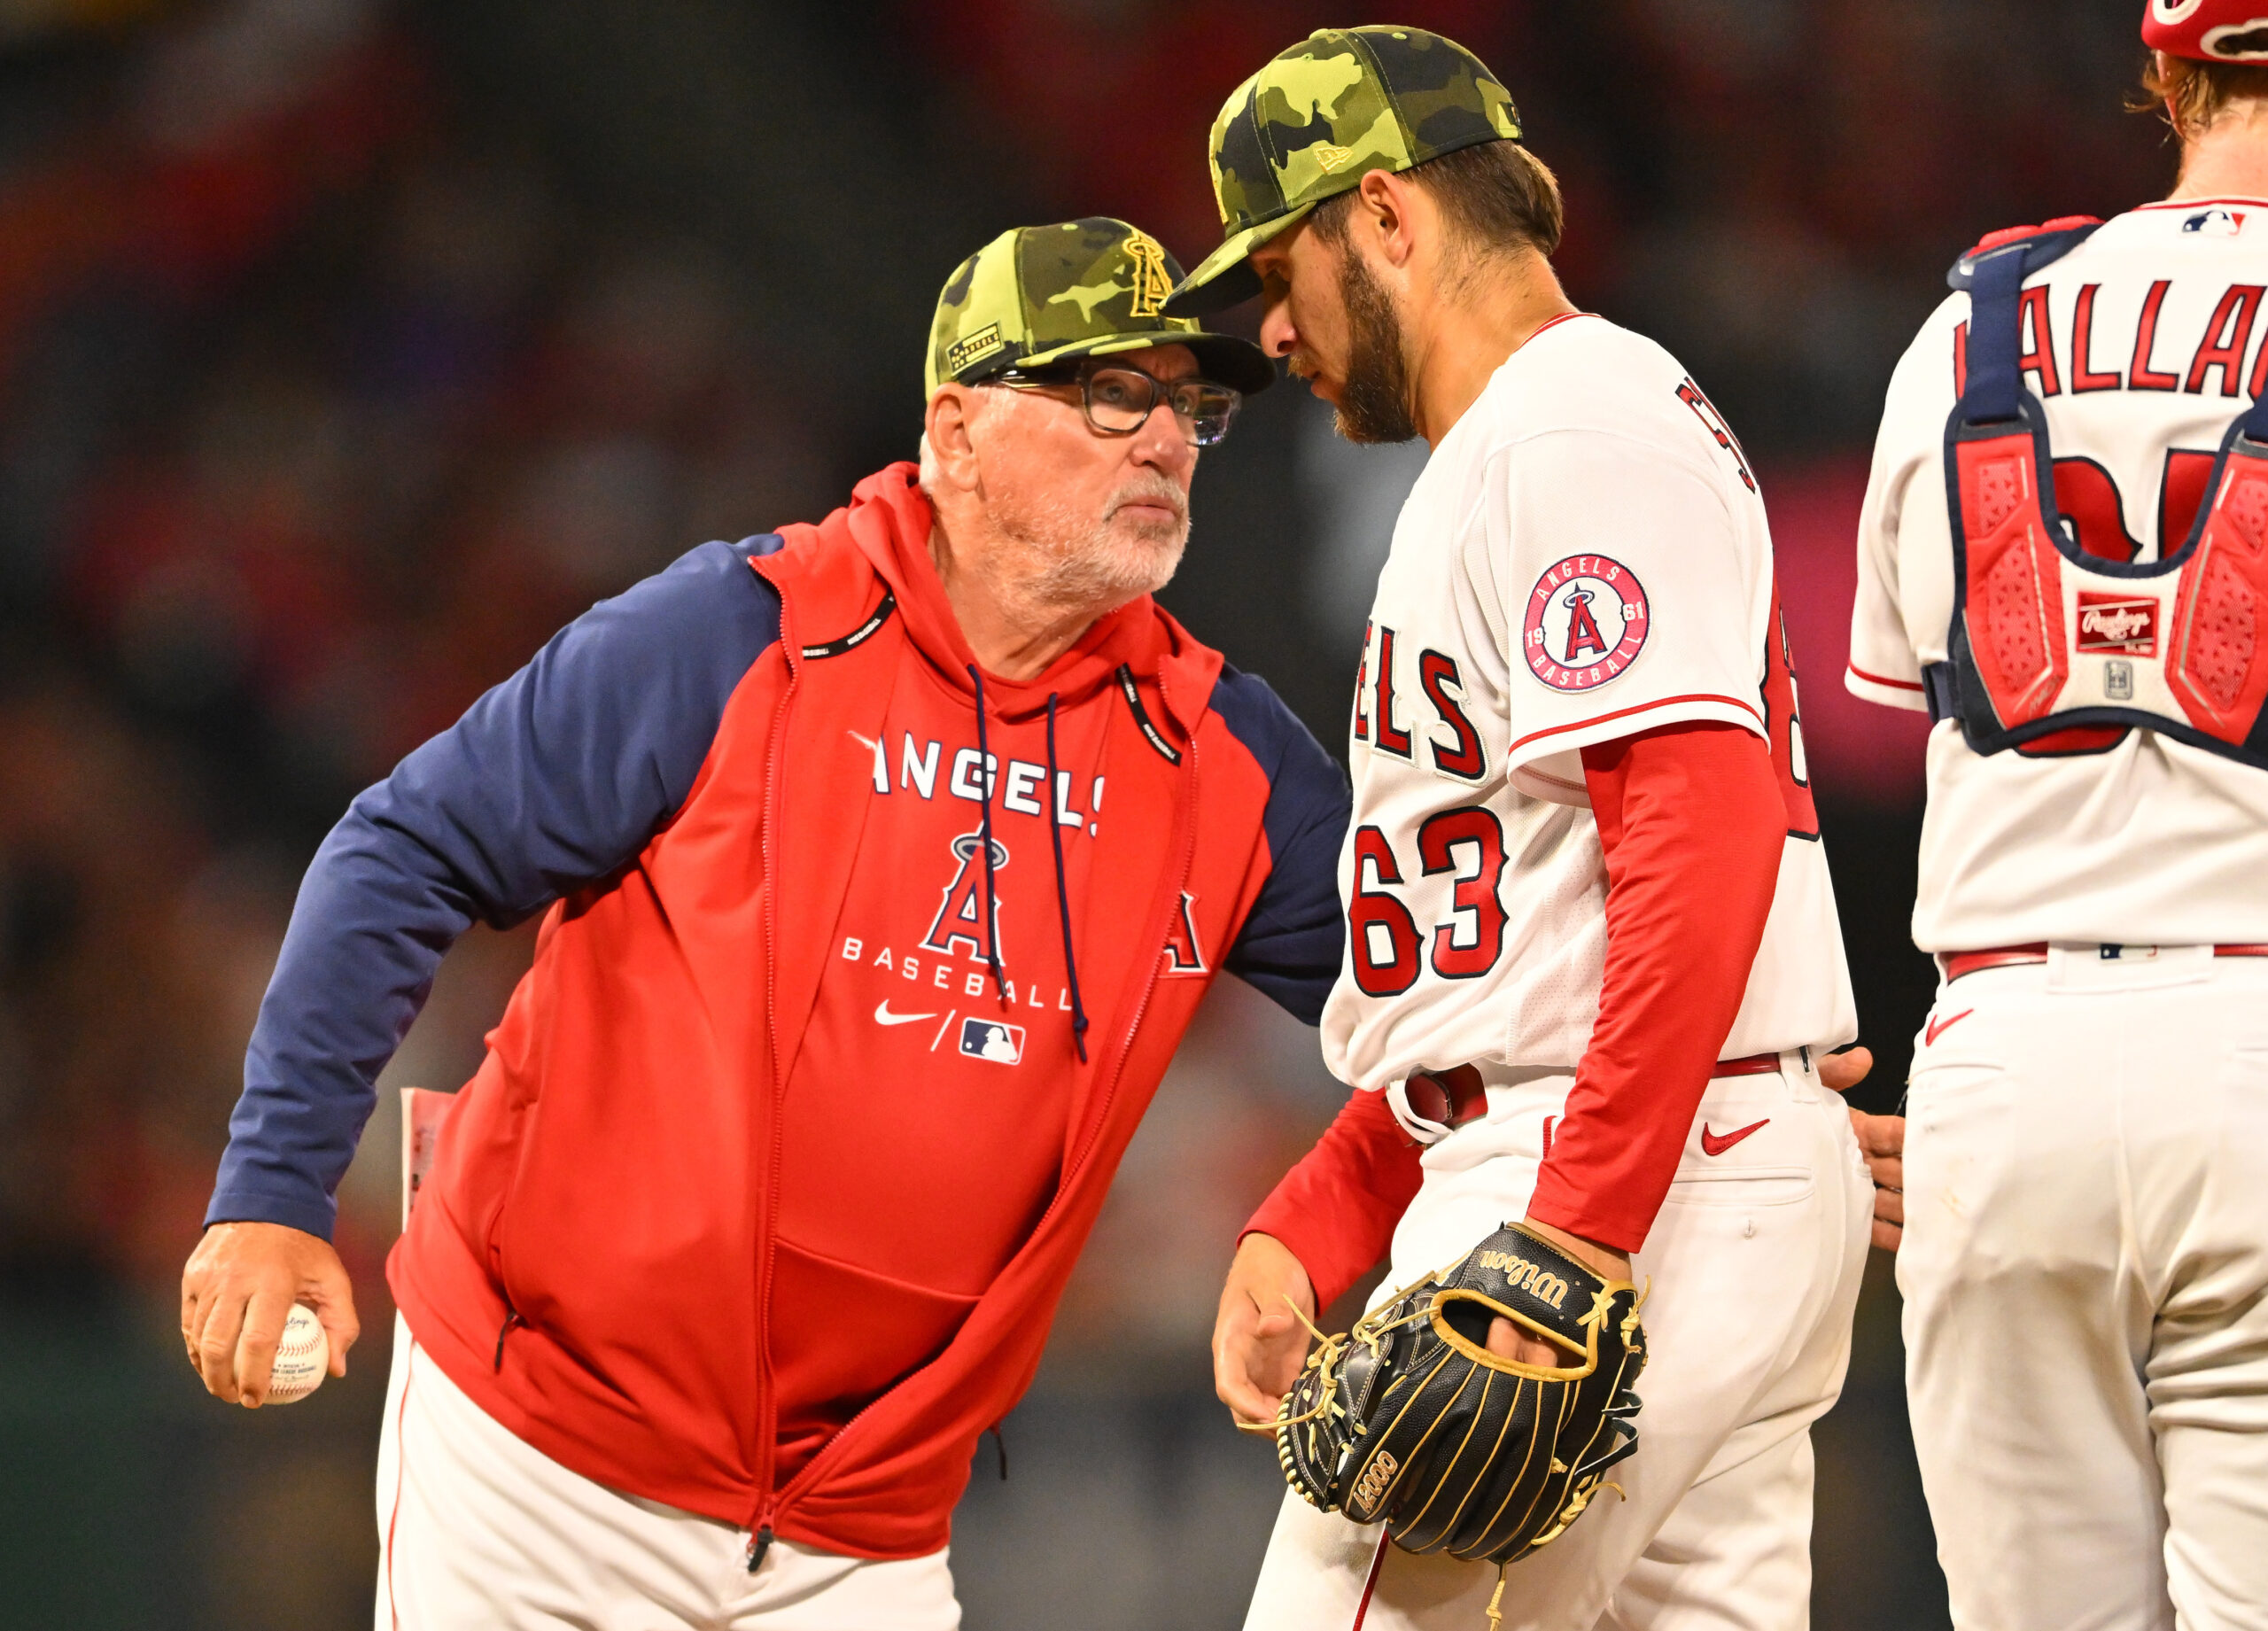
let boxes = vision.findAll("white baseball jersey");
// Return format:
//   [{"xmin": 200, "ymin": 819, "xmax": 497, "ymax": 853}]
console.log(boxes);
[
  {"xmin": 1851, "ymin": 197, "xmax": 2268, "ymax": 951},
  {"xmin": 1317, "ymin": 314, "xmax": 1856, "ymax": 1091}
]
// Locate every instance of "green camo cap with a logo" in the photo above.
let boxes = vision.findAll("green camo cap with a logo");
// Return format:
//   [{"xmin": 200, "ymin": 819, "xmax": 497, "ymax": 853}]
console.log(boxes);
[
  {"xmin": 1165, "ymin": 27, "xmax": 1522, "ymax": 315},
  {"xmin": 927, "ymin": 217, "xmax": 1274, "ymax": 397}
]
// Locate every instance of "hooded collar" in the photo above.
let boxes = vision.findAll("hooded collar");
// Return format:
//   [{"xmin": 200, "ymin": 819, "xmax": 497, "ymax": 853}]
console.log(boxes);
[{"xmin": 834, "ymin": 464, "xmax": 1169, "ymax": 721}]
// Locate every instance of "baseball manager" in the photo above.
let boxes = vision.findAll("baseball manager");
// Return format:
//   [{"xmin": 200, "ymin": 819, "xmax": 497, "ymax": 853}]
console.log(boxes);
[{"xmin": 181, "ymin": 218, "xmax": 1348, "ymax": 1628}]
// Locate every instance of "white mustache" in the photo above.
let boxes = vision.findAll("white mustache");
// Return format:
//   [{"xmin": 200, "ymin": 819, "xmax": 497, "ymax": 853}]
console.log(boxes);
[{"xmin": 1110, "ymin": 478, "xmax": 1188, "ymax": 523}]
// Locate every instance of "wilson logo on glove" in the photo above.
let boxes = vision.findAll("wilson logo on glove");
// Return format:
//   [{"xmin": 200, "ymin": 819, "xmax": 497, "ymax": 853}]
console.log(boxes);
[
  {"xmin": 1472, "ymin": 1250, "xmax": 1572, "ymax": 1309},
  {"xmin": 1262, "ymin": 1222, "xmax": 1648, "ymax": 1627}
]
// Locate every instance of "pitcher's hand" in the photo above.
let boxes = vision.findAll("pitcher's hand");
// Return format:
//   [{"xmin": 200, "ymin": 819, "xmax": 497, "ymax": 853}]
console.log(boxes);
[
  {"xmin": 182, "ymin": 1222, "xmax": 358, "ymax": 1406},
  {"xmin": 1215, "ymin": 1232, "xmax": 1317, "ymax": 1426}
]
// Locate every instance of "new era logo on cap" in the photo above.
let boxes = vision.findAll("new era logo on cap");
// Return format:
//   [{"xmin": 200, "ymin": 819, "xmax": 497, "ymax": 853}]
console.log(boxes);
[{"xmin": 944, "ymin": 322, "xmax": 1004, "ymax": 377}]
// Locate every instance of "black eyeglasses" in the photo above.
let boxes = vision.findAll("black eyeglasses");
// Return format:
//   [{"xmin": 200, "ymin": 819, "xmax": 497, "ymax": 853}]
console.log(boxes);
[{"xmin": 990, "ymin": 361, "xmax": 1243, "ymax": 447}]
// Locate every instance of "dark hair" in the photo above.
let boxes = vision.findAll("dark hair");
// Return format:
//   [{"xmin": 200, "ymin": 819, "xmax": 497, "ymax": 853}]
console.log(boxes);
[
  {"xmin": 1310, "ymin": 139, "xmax": 1565, "ymax": 262},
  {"xmin": 2135, "ymin": 50, "xmax": 2268, "ymax": 136}
]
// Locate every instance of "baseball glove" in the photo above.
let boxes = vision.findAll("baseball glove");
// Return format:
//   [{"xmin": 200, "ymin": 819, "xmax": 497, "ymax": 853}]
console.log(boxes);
[{"xmin": 1270, "ymin": 1222, "xmax": 1647, "ymax": 1596}]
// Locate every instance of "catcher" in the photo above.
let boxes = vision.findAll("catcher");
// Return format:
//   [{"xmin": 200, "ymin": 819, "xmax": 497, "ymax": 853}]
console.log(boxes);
[{"xmin": 1169, "ymin": 29, "xmax": 1884, "ymax": 1631}]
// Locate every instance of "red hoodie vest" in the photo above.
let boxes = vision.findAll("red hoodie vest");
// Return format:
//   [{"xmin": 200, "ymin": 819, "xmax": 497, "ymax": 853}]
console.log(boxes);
[{"xmin": 388, "ymin": 466, "xmax": 1293, "ymax": 1558}]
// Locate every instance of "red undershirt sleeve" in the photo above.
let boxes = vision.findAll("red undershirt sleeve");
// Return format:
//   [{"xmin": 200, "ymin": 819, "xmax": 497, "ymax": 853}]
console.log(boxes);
[
  {"xmin": 1241, "ymin": 1086, "xmax": 1423, "ymax": 1310},
  {"xmin": 1526, "ymin": 720, "xmax": 1785, "ymax": 1254}
]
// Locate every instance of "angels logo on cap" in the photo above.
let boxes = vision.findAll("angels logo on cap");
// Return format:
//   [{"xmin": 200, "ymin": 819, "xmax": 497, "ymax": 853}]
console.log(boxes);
[
  {"xmin": 2144, "ymin": 0, "xmax": 2268, "ymax": 61},
  {"xmin": 1524, "ymin": 555, "xmax": 1650, "ymax": 691}
]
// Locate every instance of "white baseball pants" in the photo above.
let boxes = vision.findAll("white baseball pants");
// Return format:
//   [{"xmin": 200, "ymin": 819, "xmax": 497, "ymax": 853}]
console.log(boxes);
[
  {"xmin": 1899, "ymin": 946, "xmax": 2268, "ymax": 1631},
  {"xmin": 1243, "ymin": 1054, "xmax": 1871, "ymax": 1631},
  {"xmin": 374, "ymin": 1316, "xmax": 960, "ymax": 1630}
]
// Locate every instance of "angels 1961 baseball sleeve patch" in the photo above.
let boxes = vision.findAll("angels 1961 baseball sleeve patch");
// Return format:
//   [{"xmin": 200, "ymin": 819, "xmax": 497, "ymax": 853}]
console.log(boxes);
[{"xmin": 1523, "ymin": 554, "xmax": 1650, "ymax": 691}]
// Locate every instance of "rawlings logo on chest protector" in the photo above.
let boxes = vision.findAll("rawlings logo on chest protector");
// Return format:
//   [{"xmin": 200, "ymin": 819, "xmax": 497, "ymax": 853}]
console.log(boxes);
[{"xmin": 2075, "ymin": 593, "xmax": 2158, "ymax": 655}]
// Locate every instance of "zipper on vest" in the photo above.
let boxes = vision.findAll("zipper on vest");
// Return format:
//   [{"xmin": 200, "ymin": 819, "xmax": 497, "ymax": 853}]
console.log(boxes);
[{"xmin": 744, "ymin": 1521, "xmax": 775, "ymax": 1573}]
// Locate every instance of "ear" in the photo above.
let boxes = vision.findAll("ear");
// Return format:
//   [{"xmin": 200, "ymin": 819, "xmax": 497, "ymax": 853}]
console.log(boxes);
[
  {"xmin": 924, "ymin": 385, "xmax": 985, "ymax": 493},
  {"xmin": 1354, "ymin": 167, "xmax": 1422, "ymax": 271}
]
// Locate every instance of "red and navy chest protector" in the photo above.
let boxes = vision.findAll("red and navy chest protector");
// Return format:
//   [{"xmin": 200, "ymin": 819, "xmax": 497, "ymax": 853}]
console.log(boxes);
[
  {"xmin": 1932, "ymin": 221, "xmax": 2268, "ymax": 764},
  {"xmin": 202, "ymin": 465, "xmax": 1349, "ymax": 1559}
]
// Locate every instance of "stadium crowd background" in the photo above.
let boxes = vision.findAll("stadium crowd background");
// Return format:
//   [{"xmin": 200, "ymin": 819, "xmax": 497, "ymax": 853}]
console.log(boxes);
[{"xmin": 0, "ymin": 1, "xmax": 2166, "ymax": 1625}]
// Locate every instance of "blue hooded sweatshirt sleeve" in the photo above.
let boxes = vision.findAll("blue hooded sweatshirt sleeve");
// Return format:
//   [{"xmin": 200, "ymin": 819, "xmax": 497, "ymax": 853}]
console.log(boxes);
[
  {"xmin": 1210, "ymin": 666, "xmax": 1352, "ymax": 1026},
  {"xmin": 206, "ymin": 539, "xmax": 784, "ymax": 1239}
]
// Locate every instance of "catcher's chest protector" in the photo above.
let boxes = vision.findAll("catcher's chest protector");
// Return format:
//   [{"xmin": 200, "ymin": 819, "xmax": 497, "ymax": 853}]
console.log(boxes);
[{"xmin": 1934, "ymin": 221, "xmax": 2268, "ymax": 765}]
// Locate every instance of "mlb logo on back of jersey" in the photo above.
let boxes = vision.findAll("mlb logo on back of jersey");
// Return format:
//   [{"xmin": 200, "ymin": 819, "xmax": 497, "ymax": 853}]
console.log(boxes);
[
  {"xmin": 2182, "ymin": 207, "xmax": 2248, "ymax": 237},
  {"xmin": 959, "ymin": 1017, "xmax": 1024, "ymax": 1065}
]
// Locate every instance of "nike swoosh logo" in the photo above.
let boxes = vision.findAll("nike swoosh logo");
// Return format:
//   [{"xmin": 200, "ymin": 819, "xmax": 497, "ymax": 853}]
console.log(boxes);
[
  {"xmin": 874, "ymin": 1002, "xmax": 937, "ymax": 1026},
  {"xmin": 1700, "ymin": 1118, "xmax": 1769, "ymax": 1157},
  {"xmin": 1924, "ymin": 1008, "xmax": 1974, "ymax": 1046}
]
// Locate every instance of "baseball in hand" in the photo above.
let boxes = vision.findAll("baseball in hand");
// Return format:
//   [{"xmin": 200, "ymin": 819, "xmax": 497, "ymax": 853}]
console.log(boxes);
[{"xmin": 267, "ymin": 1304, "xmax": 330, "ymax": 1404}]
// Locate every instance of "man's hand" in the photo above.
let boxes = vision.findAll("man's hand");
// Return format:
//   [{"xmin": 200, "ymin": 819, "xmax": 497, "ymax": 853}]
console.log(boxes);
[
  {"xmin": 1820, "ymin": 1044, "xmax": 1872, "ymax": 1096},
  {"xmin": 1816, "ymin": 1045, "xmax": 1905, "ymax": 1250},
  {"xmin": 1215, "ymin": 1232, "xmax": 1317, "ymax": 1425},
  {"xmin": 181, "ymin": 1222, "xmax": 358, "ymax": 1406},
  {"xmin": 1850, "ymin": 1110, "xmax": 1905, "ymax": 1250}
]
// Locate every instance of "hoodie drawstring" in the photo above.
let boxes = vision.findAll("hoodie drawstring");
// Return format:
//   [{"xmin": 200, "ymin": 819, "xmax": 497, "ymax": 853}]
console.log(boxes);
[
  {"xmin": 1045, "ymin": 694, "xmax": 1090, "ymax": 1062},
  {"xmin": 966, "ymin": 664, "xmax": 1009, "ymax": 1003},
  {"xmin": 964, "ymin": 665, "xmax": 1091, "ymax": 1060}
]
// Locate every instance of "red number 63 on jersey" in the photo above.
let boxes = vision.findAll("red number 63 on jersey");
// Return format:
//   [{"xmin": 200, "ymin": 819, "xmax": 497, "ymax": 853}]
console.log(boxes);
[{"xmin": 1349, "ymin": 809, "xmax": 1509, "ymax": 996}]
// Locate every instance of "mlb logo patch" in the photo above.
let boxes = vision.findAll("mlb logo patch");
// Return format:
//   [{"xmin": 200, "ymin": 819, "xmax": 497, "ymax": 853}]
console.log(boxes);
[
  {"xmin": 2076, "ymin": 592, "xmax": 2158, "ymax": 656},
  {"xmin": 959, "ymin": 1017, "xmax": 1025, "ymax": 1065},
  {"xmin": 2183, "ymin": 207, "xmax": 2248, "ymax": 236}
]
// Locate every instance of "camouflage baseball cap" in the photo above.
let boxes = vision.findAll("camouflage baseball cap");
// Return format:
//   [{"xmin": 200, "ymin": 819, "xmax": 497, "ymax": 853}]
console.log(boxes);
[
  {"xmin": 927, "ymin": 217, "xmax": 1274, "ymax": 397},
  {"xmin": 1165, "ymin": 27, "xmax": 1522, "ymax": 315}
]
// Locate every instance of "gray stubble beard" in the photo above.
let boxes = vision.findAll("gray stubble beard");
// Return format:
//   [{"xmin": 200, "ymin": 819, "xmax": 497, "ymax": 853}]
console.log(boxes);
[{"xmin": 997, "ymin": 476, "xmax": 1190, "ymax": 625}]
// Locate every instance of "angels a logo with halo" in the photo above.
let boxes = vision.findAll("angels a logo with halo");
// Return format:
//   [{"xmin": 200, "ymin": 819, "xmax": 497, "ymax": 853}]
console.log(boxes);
[{"xmin": 1523, "ymin": 555, "xmax": 1650, "ymax": 691}]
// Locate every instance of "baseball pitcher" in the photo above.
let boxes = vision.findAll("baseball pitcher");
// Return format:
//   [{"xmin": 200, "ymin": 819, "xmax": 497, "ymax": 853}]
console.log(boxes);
[
  {"xmin": 1171, "ymin": 28, "xmax": 1876, "ymax": 1631},
  {"xmin": 1848, "ymin": 7, "xmax": 2268, "ymax": 1626}
]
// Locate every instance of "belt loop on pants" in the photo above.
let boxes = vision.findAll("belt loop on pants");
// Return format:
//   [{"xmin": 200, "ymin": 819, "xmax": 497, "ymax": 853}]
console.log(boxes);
[
  {"xmin": 1403, "ymin": 1052, "xmax": 1785, "ymax": 1133},
  {"xmin": 1942, "ymin": 943, "xmax": 2268, "ymax": 982}
]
